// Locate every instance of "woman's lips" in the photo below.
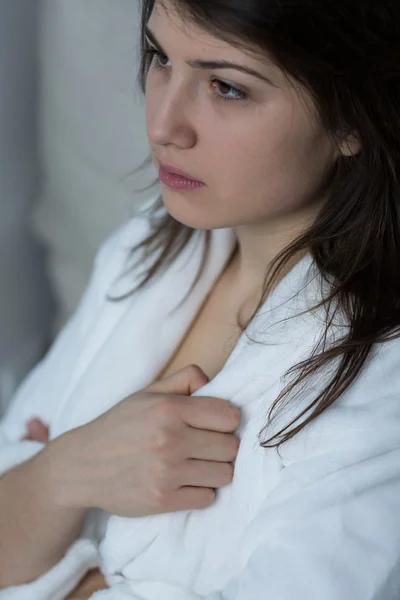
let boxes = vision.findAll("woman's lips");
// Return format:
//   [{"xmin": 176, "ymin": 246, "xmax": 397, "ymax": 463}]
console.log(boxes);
[{"xmin": 158, "ymin": 163, "xmax": 205, "ymax": 190}]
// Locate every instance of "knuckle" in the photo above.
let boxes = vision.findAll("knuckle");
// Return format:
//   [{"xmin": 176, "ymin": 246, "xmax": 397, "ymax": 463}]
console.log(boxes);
[
  {"xmin": 148, "ymin": 462, "xmax": 172, "ymax": 506},
  {"xmin": 147, "ymin": 485, "xmax": 166, "ymax": 510},
  {"xmin": 186, "ymin": 364, "xmax": 203, "ymax": 375},
  {"xmin": 148, "ymin": 430, "xmax": 172, "ymax": 453},
  {"xmin": 160, "ymin": 395, "xmax": 181, "ymax": 414},
  {"xmin": 154, "ymin": 397, "xmax": 181, "ymax": 424}
]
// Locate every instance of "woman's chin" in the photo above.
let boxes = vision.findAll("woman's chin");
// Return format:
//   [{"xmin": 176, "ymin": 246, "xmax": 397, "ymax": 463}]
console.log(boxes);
[{"xmin": 160, "ymin": 186, "xmax": 215, "ymax": 230}]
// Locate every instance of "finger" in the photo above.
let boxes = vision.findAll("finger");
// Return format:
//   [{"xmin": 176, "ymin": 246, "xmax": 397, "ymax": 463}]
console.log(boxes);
[
  {"xmin": 147, "ymin": 364, "xmax": 209, "ymax": 396},
  {"xmin": 164, "ymin": 486, "xmax": 216, "ymax": 513},
  {"xmin": 26, "ymin": 418, "xmax": 50, "ymax": 443},
  {"xmin": 178, "ymin": 458, "xmax": 234, "ymax": 489},
  {"xmin": 183, "ymin": 428, "xmax": 240, "ymax": 462},
  {"xmin": 180, "ymin": 396, "xmax": 241, "ymax": 433}
]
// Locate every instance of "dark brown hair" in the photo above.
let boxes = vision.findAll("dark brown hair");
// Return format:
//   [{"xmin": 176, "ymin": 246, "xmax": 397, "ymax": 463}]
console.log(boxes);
[{"xmin": 122, "ymin": 0, "xmax": 400, "ymax": 450}]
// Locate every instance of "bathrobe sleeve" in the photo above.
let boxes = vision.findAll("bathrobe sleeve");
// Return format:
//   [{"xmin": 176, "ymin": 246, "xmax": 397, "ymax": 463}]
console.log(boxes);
[
  {"xmin": 206, "ymin": 341, "xmax": 400, "ymax": 600},
  {"xmin": 0, "ymin": 222, "xmax": 128, "ymax": 474},
  {"xmin": 0, "ymin": 216, "xmax": 140, "ymax": 600}
]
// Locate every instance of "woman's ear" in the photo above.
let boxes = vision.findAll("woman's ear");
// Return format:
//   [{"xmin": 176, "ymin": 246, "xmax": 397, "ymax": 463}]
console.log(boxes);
[{"xmin": 339, "ymin": 133, "xmax": 361, "ymax": 157}]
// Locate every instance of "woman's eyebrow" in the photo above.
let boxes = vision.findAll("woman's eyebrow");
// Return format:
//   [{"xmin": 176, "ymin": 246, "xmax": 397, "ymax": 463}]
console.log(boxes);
[{"xmin": 145, "ymin": 25, "xmax": 276, "ymax": 87}]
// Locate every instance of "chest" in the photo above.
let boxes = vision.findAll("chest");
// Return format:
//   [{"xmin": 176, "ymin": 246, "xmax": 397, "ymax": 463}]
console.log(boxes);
[{"xmin": 155, "ymin": 278, "xmax": 254, "ymax": 383}]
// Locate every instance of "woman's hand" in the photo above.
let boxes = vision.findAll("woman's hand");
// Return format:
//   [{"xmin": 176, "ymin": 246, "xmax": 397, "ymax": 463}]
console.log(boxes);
[{"xmin": 50, "ymin": 364, "xmax": 241, "ymax": 518}]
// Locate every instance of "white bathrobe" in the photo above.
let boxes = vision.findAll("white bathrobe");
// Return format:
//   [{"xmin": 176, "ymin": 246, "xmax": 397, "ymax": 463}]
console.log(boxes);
[{"xmin": 1, "ymin": 195, "xmax": 400, "ymax": 600}]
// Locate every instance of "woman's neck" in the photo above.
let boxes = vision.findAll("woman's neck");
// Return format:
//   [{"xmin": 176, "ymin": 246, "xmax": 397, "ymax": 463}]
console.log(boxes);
[{"xmin": 227, "ymin": 198, "xmax": 321, "ymax": 297}]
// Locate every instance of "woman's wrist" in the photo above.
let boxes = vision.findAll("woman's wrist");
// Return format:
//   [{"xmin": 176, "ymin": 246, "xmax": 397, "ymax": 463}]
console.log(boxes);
[{"xmin": 38, "ymin": 429, "xmax": 91, "ymax": 516}]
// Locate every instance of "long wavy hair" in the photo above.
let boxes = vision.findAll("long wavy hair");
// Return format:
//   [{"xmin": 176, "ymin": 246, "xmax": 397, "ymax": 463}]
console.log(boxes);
[{"xmin": 120, "ymin": 0, "xmax": 400, "ymax": 450}]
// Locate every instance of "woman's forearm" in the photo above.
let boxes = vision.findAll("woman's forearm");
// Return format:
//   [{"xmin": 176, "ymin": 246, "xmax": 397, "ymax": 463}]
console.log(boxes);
[{"xmin": 0, "ymin": 438, "xmax": 89, "ymax": 588}]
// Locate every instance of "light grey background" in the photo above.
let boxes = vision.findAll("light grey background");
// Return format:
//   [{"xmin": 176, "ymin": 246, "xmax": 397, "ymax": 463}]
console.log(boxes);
[
  {"xmin": 0, "ymin": 1, "xmax": 159, "ymax": 415},
  {"xmin": 32, "ymin": 0, "xmax": 157, "ymax": 333},
  {"xmin": 0, "ymin": 0, "xmax": 54, "ymax": 414}
]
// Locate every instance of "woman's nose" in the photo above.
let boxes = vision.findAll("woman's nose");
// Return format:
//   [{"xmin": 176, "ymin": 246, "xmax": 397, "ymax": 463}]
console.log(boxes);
[{"xmin": 147, "ymin": 86, "xmax": 197, "ymax": 150}]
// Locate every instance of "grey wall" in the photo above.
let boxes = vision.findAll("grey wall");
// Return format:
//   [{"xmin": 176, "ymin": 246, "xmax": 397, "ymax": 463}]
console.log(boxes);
[
  {"xmin": 32, "ymin": 0, "xmax": 157, "ymax": 332},
  {"xmin": 0, "ymin": 0, "xmax": 54, "ymax": 414}
]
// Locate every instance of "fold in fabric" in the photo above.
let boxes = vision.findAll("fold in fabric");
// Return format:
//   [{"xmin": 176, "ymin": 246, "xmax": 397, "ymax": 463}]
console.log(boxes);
[{"xmin": 2, "ymin": 196, "xmax": 400, "ymax": 599}]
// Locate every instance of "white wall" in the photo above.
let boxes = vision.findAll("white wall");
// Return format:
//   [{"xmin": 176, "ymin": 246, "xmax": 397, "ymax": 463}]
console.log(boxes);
[{"xmin": 0, "ymin": 0, "xmax": 54, "ymax": 414}]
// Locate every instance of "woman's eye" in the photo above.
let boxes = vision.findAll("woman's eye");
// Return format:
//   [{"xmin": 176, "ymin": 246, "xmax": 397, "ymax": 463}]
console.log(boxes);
[
  {"xmin": 211, "ymin": 79, "xmax": 248, "ymax": 103},
  {"xmin": 154, "ymin": 51, "xmax": 170, "ymax": 69},
  {"xmin": 145, "ymin": 47, "xmax": 170, "ymax": 70},
  {"xmin": 145, "ymin": 46, "xmax": 248, "ymax": 103}
]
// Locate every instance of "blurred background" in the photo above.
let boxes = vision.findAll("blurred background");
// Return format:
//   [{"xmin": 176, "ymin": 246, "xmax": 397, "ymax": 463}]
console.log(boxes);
[{"xmin": 0, "ymin": 0, "xmax": 160, "ymax": 415}]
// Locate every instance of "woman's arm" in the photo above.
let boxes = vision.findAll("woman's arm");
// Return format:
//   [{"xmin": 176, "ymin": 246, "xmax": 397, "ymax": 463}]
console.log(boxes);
[
  {"xmin": 0, "ymin": 439, "xmax": 89, "ymax": 586},
  {"xmin": 0, "ymin": 219, "xmax": 139, "ymax": 592},
  {"xmin": 0, "ymin": 257, "xmax": 105, "ymax": 586},
  {"xmin": 6, "ymin": 421, "xmax": 107, "ymax": 597}
]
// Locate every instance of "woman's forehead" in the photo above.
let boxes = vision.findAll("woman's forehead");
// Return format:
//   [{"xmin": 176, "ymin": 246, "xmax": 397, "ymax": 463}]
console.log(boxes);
[{"xmin": 148, "ymin": 1, "xmax": 282, "ymax": 78}]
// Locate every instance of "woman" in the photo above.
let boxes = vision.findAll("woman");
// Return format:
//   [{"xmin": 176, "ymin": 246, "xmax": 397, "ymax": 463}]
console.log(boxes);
[{"xmin": 1, "ymin": 0, "xmax": 400, "ymax": 598}]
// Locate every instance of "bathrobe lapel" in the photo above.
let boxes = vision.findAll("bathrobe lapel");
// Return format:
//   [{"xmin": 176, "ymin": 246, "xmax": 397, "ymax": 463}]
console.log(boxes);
[{"xmin": 52, "ymin": 224, "xmax": 237, "ymax": 435}]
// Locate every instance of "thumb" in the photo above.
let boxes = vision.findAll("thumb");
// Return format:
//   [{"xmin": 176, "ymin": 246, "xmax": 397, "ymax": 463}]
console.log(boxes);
[{"xmin": 146, "ymin": 364, "xmax": 209, "ymax": 397}]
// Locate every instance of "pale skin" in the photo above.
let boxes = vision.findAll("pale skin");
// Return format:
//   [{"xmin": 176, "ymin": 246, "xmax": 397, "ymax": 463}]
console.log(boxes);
[
  {"xmin": 146, "ymin": 0, "xmax": 359, "ymax": 298},
  {"xmin": 27, "ymin": 1, "xmax": 359, "ymax": 596},
  {"xmin": 22, "ymin": 424, "xmax": 106, "ymax": 597}
]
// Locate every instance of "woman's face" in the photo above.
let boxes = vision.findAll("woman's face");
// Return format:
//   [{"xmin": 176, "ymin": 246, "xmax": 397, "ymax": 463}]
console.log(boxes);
[{"xmin": 145, "ymin": 1, "xmax": 339, "ymax": 231}]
